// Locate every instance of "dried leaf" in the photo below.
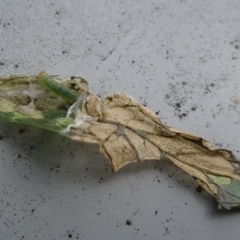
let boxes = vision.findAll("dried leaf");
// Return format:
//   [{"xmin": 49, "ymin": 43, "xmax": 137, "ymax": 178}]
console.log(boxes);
[{"xmin": 0, "ymin": 74, "xmax": 240, "ymax": 209}]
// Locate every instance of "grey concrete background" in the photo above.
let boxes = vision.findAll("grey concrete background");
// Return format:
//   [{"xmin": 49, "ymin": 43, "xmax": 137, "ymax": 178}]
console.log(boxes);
[{"xmin": 0, "ymin": 0, "xmax": 240, "ymax": 239}]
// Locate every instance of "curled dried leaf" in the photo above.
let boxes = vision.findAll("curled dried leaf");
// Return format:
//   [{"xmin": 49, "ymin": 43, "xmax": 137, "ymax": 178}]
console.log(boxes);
[{"xmin": 0, "ymin": 73, "xmax": 239, "ymax": 209}]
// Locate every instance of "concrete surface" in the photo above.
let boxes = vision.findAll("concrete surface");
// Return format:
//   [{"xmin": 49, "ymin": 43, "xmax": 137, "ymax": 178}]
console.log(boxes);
[{"xmin": 0, "ymin": 0, "xmax": 240, "ymax": 239}]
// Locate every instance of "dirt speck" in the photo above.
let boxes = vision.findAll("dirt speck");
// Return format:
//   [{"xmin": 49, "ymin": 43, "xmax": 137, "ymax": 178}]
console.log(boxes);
[
  {"xmin": 196, "ymin": 185, "xmax": 203, "ymax": 194},
  {"xmin": 125, "ymin": 219, "xmax": 132, "ymax": 226},
  {"xmin": 230, "ymin": 39, "xmax": 240, "ymax": 50}
]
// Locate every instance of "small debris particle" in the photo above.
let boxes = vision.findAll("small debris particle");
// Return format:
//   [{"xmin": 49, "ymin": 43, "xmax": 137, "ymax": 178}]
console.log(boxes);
[
  {"xmin": 196, "ymin": 185, "xmax": 203, "ymax": 194},
  {"xmin": 175, "ymin": 102, "xmax": 181, "ymax": 108},
  {"xmin": 19, "ymin": 129, "xmax": 26, "ymax": 134},
  {"xmin": 125, "ymin": 220, "xmax": 132, "ymax": 226}
]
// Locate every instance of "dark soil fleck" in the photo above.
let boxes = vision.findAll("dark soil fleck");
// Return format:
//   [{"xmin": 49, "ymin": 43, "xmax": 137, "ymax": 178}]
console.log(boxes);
[
  {"xmin": 196, "ymin": 185, "xmax": 203, "ymax": 194},
  {"xmin": 126, "ymin": 220, "xmax": 132, "ymax": 226},
  {"xmin": 175, "ymin": 102, "xmax": 181, "ymax": 109},
  {"xmin": 19, "ymin": 129, "xmax": 26, "ymax": 134}
]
